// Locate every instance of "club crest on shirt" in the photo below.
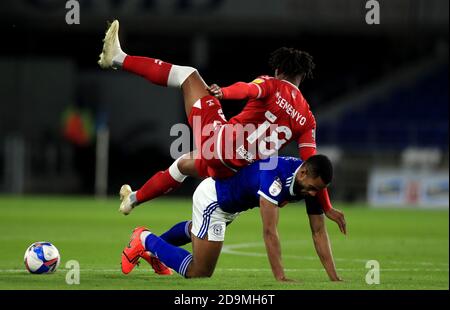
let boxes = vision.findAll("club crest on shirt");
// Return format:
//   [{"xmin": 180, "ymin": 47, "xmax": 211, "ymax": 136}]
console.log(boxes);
[{"xmin": 269, "ymin": 178, "xmax": 283, "ymax": 197}]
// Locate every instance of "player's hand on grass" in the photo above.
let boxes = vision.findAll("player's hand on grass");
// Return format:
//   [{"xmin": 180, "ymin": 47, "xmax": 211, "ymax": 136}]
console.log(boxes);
[
  {"xmin": 325, "ymin": 208, "xmax": 347, "ymax": 235},
  {"xmin": 208, "ymin": 84, "xmax": 223, "ymax": 99},
  {"xmin": 276, "ymin": 276, "xmax": 297, "ymax": 283}
]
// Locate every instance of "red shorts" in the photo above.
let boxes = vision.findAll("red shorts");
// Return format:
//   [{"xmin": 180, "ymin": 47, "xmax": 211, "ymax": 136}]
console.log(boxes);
[{"xmin": 188, "ymin": 95, "xmax": 237, "ymax": 179}]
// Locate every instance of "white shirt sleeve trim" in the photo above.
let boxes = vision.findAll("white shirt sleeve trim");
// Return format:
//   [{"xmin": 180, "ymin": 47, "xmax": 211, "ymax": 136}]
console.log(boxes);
[
  {"xmin": 253, "ymin": 83, "xmax": 263, "ymax": 99},
  {"xmin": 257, "ymin": 190, "xmax": 279, "ymax": 205}
]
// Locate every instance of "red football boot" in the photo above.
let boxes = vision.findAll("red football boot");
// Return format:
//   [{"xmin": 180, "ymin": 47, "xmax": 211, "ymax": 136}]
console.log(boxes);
[
  {"xmin": 141, "ymin": 251, "xmax": 173, "ymax": 276},
  {"xmin": 121, "ymin": 226, "xmax": 148, "ymax": 274}
]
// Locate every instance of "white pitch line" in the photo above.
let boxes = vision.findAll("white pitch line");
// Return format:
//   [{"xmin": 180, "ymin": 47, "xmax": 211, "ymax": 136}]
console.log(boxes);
[
  {"xmin": 2, "ymin": 241, "xmax": 446, "ymax": 275},
  {"xmin": 215, "ymin": 268, "xmax": 449, "ymax": 272},
  {"xmin": 0, "ymin": 268, "xmax": 448, "ymax": 273},
  {"xmin": 221, "ymin": 242, "xmax": 449, "ymax": 267}
]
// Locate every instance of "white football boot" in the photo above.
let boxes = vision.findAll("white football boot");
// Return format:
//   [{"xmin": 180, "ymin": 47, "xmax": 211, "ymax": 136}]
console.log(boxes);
[
  {"xmin": 119, "ymin": 184, "xmax": 137, "ymax": 215},
  {"xmin": 98, "ymin": 20, "xmax": 126, "ymax": 69}
]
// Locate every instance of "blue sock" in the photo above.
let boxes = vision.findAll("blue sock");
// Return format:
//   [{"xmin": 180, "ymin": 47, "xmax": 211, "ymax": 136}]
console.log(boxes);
[
  {"xmin": 145, "ymin": 233, "xmax": 193, "ymax": 277},
  {"xmin": 160, "ymin": 220, "xmax": 191, "ymax": 246}
]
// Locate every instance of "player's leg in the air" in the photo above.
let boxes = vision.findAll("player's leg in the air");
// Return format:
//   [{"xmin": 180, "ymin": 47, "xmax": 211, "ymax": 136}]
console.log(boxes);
[
  {"xmin": 98, "ymin": 20, "xmax": 209, "ymax": 116},
  {"xmin": 118, "ymin": 151, "xmax": 200, "ymax": 215},
  {"xmin": 117, "ymin": 90, "xmax": 228, "ymax": 215},
  {"xmin": 119, "ymin": 96, "xmax": 229, "ymax": 214}
]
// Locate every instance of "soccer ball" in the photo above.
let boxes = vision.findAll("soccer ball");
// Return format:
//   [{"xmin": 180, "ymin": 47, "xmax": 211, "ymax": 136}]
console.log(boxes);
[{"xmin": 24, "ymin": 242, "xmax": 61, "ymax": 274}]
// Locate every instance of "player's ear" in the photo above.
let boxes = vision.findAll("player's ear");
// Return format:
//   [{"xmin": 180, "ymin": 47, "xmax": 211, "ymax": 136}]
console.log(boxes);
[{"xmin": 298, "ymin": 166, "xmax": 308, "ymax": 179}]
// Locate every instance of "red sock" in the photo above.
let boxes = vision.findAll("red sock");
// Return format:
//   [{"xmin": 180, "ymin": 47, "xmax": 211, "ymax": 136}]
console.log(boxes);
[
  {"xmin": 123, "ymin": 56, "xmax": 173, "ymax": 87},
  {"xmin": 136, "ymin": 169, "xmax": 181, "ymax": 203},
  {"xmin": 317, "ymin": 189, "xmax": 332, "ymax": 212}
]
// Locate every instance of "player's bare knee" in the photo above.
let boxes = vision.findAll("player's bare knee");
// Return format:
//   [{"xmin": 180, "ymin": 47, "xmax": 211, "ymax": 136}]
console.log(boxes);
[
  {"xmin": 177, "ymin": 157, "xmax": 189, "ymax": 173},
  {"xmin": 185, "ymin": 261, "xmax": 213, "ymax": 278},
  {"xmin": 177, "ymin": 157, "xmax": 196, "ymax": 175},
  {"xmin": 166, "ymin": 65, "xmax": 197, "ymax": 88},
  {"xmin": 185, "ymin": 66, "xmax": 198, "ymax": 80},
  {"xmin": 173, "ymin": 66, "xmax": 197, "ymax": 87},
  {"xmin": 186, "ymin": 268, "xmax": 214, "ymax": 278},
  {"xmin": 180, "ymin": 70, "xmax": 209, "ymax": 101},
  {"xmin": 183, "ymin": 68, "xmax": 199, "ymax": 82}
]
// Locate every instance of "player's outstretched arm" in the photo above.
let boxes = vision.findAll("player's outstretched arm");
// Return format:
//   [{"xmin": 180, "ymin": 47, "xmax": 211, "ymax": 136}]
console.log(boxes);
[
  {"xmin": 308, "ymin": 214, "xmax": 342, "ymax": 281},
  {"xmin": 208, "ymin": 82, "xmax": 261, "ymax": 100},
  {"xmin": 259, "ymin": 197, "xmax": 294, "ymax": 282}
]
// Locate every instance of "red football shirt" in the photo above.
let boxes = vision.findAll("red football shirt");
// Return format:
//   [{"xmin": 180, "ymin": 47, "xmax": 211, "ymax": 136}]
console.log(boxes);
[{"xmin": 219, "ymin": 76, "xmax": 316, "ymax": 169}]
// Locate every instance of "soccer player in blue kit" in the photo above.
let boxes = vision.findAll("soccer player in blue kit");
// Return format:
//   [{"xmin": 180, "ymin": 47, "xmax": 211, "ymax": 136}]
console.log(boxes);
[{"xmin": 121, "ymin": 155, "xmax": 345, "ymax": 282}]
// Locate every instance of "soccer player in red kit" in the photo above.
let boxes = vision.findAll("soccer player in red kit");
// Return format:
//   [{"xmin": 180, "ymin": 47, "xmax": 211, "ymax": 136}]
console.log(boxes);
[{"xmin": 98, "ymin": 20, "xmax": 346, "ymax": 233}]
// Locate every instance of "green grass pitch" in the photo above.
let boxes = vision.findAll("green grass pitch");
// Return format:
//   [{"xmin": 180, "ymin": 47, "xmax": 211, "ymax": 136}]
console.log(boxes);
[{"xmin": 0, "ymin": 196, "xmax": 448, "ymax": 290}]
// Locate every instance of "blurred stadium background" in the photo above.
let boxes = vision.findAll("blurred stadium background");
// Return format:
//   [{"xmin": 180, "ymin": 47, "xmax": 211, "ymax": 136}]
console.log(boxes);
[
  {"xmin": 0, "ymin": 0, "xmax": 448, "ymax": 290},
  {"xmin": 0, "ymin": 0, "xmax": 448, "ymax": 205}
]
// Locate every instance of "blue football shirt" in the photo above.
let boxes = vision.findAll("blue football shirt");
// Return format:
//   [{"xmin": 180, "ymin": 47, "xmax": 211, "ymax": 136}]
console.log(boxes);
[{"xmin": 215, "ymin": 156, "xmax": 323, "ymax": 214}]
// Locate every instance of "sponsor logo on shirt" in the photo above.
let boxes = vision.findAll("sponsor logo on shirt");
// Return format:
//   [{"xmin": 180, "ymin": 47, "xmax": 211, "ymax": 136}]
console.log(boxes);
[
  {"xmin": 236, "ymin": 145, "xmax": 256, "ymax": 163},
  {"xmin": 252, "ymin": 78, "xmax": 265, "ymax": 84},
  {"xmin": 269, "ymin": 177, "xmax": 283, "ymax": 197}
]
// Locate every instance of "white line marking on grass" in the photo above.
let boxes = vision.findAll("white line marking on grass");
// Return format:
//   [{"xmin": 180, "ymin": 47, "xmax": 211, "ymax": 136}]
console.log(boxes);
[
  {"xmin": 216, "ymin": 268, "xmax": 449, "ymax": 272},
  {"xmin": 222, "ymin": 241, "xmax": 449, "ymax": 267},
  {"xmin": 0, "ymin": 268, "xmax": 448, "ymax": 273}
]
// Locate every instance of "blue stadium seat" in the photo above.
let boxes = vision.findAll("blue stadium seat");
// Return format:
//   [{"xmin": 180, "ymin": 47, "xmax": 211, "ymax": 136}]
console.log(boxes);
[{"xmin": 319, "ymin": 67, "xmax": 448, "ymax": 150}]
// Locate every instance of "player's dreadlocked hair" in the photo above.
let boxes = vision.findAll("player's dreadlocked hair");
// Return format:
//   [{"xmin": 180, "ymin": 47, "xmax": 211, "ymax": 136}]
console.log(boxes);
[
  {"xmin": 304, "ymin": 154, "xmax": 333, "ymax": 185},
  {"xmin": 268, "ymin": 47, "xmax": 316, "ymax": 80}
]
